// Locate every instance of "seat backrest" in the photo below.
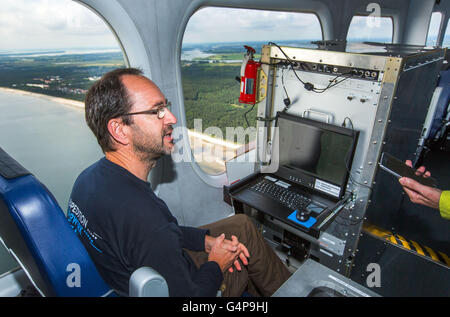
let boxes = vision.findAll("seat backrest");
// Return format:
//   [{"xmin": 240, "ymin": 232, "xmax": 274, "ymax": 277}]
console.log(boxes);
[
  {"xmin": 428, "ymin": 69, "xmax": 450, "ymax": 140},
  {"xmin": 0, "ymin": 147, "xmax": 113, "ymax": 297}
]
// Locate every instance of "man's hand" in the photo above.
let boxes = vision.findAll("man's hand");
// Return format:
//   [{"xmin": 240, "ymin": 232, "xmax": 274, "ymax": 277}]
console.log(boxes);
[
  {"xmin": 224, "ymin": 235, "xmax": 250, "ymax": 273},
  {"xmin": 399, "ymin": 160, "xmax": 442, "ymax": 210},
  {"xmin": 205, "ymin": 234, "xmax": 250, "ymax": 273},
  {"xmin": 207, "ymin": 234, "xmax": 240, "ymax": 273}
]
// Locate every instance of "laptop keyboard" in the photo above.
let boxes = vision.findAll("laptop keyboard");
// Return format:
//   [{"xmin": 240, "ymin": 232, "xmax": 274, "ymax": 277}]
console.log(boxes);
[{"xmin": 250, "ymin": 178, "xmax": 312, "ymax": 211}]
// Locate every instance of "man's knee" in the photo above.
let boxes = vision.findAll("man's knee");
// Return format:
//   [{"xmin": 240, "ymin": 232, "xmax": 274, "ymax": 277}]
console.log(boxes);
[{"xmin": 231, "ymin": 214, "xmax": 254, "ymax": 230}]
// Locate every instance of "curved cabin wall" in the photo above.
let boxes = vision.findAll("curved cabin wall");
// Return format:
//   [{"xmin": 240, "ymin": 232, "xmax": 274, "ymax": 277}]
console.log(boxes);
[{"xmin": 77, "ymin": 0, "xmax": 450, "ymax": 227}]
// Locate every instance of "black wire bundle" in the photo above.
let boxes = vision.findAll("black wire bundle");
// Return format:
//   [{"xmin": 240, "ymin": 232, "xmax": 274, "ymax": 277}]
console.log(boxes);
[{"xmin": 268, "ymin": 41, "xmax": 354, "ymax": 94}]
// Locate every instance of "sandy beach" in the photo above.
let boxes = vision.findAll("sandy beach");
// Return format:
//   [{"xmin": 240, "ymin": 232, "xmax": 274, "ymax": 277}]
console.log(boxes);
[{"xmin": 0, "ymin": 87, "xmax": 84, "ymax": 109}]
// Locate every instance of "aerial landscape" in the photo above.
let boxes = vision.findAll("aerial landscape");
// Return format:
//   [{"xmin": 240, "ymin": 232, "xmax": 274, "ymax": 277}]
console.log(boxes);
[{"xmin": 0, "ymin": 39, "xmax": 407, "ymax": 143}]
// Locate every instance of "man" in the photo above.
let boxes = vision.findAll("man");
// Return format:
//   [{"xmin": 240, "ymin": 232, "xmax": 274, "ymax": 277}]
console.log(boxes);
[
  {"xmin": 67, "ymin": 68, "xmax": 291, "ymax": 297},
  {"xmin": 399, "ymin": 160, "xmax": 450, "ymax": 220}
]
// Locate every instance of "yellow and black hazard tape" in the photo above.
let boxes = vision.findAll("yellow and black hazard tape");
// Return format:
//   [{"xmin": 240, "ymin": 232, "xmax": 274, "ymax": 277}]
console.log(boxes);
[{"xmin": 363, "ymin": 223, "xmax": 450, "ymax": 267}]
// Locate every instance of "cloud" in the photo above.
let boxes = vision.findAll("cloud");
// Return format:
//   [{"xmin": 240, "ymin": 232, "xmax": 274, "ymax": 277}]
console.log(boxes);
[
  {"xmin": 0, "ymin": 0, "xmax": 119, "ymax": 50},
  {"xmin": 183, "ymin": 7, "xmax": 323, "ymax": 44}
]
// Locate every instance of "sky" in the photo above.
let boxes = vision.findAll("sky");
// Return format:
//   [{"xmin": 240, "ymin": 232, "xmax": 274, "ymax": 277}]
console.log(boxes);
[
  {"xmin": 183, "ymin": 7, "xmax": 323, "ymax": 44},
  {"xmin": 0, "ymin": 0, "xmax": 446, "ymax": 51},
  {"xmin": 0, "ymin": 0, "xmax": 118, "ymax": 51}
]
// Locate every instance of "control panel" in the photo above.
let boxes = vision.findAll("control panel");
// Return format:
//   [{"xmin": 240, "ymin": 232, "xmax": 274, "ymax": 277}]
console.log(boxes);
[{"xmin": 283, "ymin": 61, "xmax": 381, "ymax": 81}]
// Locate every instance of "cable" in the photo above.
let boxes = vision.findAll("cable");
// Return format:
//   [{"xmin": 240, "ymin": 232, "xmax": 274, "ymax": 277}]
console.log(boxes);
[
  {"xmin": 244, "ymin": 103, "xmax": 256, "ymax": 128},
  {"xmin": 281, "ymin": 67, "xmax": 291, "ymax": 111},
  {"xmin": 311, "ymin": 71, "xmax": 354, "ymax": 93},
  {"xmin": 268, "ymin": 41, "xmax": 354, "ymax": 94}
]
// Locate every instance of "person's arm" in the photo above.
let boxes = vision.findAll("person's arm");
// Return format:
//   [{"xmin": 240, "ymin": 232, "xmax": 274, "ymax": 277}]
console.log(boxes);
[
  {"xmin": 439, "ymin": 191, "xmax": 450, "ymax": 219},
  {"xmin": 132, "ymin": 223, "xmax": 224, "ymax": 297},
  {"xmin": 180, "ymin": 226, "xmax": 250, "ymax": 272},
  {"xmin": 179, "ymin": 225, "xmax": 209, "ymax": 251},
  {"xmin": 398, "ymin": 160, "xmax": 448, "ymax": 219},
  {"xmin": 399, "ymin": 177, "xmax": 442, "ymax": 209}
]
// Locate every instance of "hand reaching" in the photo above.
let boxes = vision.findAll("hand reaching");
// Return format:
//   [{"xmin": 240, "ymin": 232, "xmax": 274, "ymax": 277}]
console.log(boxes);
[{"xmin": 399, "ymin": 160, "xmax": 442, "ymax": 210}]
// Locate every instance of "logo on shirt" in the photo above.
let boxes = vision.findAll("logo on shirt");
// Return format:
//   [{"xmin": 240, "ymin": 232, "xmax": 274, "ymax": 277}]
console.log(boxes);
[{"xmin": 67, "ymin": 199, "xmax": 103, "ymax": 253}]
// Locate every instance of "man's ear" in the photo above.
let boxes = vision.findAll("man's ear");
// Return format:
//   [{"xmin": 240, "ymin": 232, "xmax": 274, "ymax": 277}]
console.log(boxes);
[{"xmin": 107, "ymin": 118, "xmax": 130, "ymax": 146}]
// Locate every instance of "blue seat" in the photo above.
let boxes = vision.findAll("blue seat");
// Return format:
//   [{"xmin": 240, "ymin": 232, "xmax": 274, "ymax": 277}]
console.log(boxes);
[
  {"xmin": 0, "ymin": 147, "xmax": 169, "ymax": 297},
  {"xmin": 0, "ymin": 147, "xmax": 114, "ymax": 296}
]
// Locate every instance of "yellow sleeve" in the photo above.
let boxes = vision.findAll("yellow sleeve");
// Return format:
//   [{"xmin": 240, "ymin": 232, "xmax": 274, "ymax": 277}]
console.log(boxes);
[{"xmin": 439, "ymin": 191, "xmax": 450, "ymax": 220}]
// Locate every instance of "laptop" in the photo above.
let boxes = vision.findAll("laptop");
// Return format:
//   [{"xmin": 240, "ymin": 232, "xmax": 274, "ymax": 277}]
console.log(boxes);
[{"xmin": 229, "ymin": 112, "xmax": 359, "ymax": 238}]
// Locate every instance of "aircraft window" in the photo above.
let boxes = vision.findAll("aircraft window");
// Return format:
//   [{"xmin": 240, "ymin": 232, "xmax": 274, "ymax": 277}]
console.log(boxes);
[
  {"xmin": 181, "ymin": 7, "xmax": 323, "ymax": 175},
  {"xmin": 0, "ymin": 0, "xmax": 126, "ymax": 277},
  {"xmin": 426, "ymin": 12, "xmax": 442, "ymax": 47},
  {"xmin": 445, "ymin": 19, "xmax": 450, "ymax": 47},
  {"xmin": 347, "ymin": 15, "xmax": 393, "ymax": 43}
]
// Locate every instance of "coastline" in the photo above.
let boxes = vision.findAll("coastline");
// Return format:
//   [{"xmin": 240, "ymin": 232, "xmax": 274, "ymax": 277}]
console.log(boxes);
[{"xmin": 0, "ymin": 87, "xmax": 84, "ymax": 109}]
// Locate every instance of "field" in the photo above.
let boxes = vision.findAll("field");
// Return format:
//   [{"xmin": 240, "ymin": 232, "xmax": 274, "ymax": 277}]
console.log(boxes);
[
  {"xmin": 0, "ymin": 46, "xmax": 258, "ymax": 142},
  {"xmin": 0, "ymin": 52, "xmax": 125, "ymax": 102}
]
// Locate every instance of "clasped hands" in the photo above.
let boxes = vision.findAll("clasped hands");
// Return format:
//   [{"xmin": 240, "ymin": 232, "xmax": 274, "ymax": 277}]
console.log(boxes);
[{"xmin": 205, "ymin": 234, "xmax": 250, "ymax": 273}]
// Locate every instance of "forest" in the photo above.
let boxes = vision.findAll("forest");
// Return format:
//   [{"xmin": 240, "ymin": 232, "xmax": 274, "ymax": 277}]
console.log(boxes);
[{"xmin": 182, "ymin": 62, "xmax": 257, "ymax": 142}]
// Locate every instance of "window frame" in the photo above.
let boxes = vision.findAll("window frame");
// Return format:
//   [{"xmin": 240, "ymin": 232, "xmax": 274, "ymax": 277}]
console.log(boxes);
[
  {"xmin": 0, "ymin": 0, "xmax": 129, "ymax": 278},
  {"xmin": 179, "ymin": 5, "xmax": 325, "ymax": 184},
  {"xmin": 426, "ymin": 11, "xmax": 443, "ymax": 47}
]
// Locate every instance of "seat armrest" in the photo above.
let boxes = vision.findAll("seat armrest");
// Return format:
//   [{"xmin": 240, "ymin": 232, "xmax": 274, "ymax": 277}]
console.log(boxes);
[{"xmin": 129, "ymin": 267, "xmax": 169, "ymax": 297}]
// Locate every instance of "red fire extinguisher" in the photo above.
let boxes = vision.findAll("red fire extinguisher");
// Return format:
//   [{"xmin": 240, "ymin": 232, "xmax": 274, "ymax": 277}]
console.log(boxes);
[{"xmin": 239, "ymin": 45, "xmax": 261, "ymax": 105}]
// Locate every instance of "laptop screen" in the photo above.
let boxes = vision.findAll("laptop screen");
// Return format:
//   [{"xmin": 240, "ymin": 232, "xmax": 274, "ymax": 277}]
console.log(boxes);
[{"xmin": 276, "ymin": 112, "xmax": 359, "ymax": 198}]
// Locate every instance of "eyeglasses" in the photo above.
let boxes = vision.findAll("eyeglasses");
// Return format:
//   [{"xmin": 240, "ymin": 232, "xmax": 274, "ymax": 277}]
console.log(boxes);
[{"xmin": 121, "ymin": 100, "xmax": 171, "ymax": 119}]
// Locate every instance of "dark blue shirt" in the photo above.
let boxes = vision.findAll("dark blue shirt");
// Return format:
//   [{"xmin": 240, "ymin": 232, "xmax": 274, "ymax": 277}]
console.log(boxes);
[{"xmin": 67, "ymin": 157, "xmax": 223, "ymax": 296}]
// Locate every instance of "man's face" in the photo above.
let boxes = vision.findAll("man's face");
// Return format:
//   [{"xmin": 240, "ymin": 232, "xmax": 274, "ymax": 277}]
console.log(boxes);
[{"xmin": 121, "ymin": 75, "xmax": 177, "ymax": 162}]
